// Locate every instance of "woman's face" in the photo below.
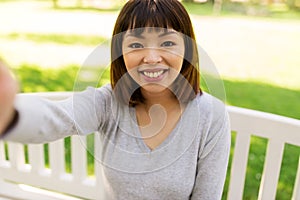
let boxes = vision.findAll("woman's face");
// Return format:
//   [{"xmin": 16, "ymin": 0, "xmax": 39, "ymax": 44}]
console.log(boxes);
[{"xmin": 122, "ymin": 28, "xmax": 185, "ymax": 94}]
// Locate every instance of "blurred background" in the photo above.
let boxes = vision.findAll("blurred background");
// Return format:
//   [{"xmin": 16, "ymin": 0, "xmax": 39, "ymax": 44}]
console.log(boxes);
[{"xmin": 0, "ymin": 0, "xmax": 299, "ymax": 199}]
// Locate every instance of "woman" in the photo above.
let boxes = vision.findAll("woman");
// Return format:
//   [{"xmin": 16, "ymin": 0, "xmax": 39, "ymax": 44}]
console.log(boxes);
[{"xmin": 0, "ymin": 0, "xmax": 230, "ymax": 199}]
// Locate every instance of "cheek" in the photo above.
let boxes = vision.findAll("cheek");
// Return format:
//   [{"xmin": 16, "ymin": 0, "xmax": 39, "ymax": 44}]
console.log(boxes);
[
  {"xmin": 123, "ymin": 54, "xmax": 139, "ymax": 80},
  {"xmin": 123, "ymin": 53, "xmax": 140, "ymax": 71},
  {"xmin": 169, "ymin": 54, "xmax": 184, "ymax": 72},
  {"xmin": 123, "ymin": 54, "xmax": 133, "ymax": 72}
]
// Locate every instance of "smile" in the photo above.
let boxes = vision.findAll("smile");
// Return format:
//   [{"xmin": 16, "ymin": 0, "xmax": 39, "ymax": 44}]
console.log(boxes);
[
  {"xmin": 143, "ymin": 70, "xmax": 164, "ymax": 78},
  {"xmin": 138, "ymin": 69, "xmax": 168, "ymax": 81},
  {"xmin": 137, "ymin": 68, "xmax": 169, "ymax": 82}
]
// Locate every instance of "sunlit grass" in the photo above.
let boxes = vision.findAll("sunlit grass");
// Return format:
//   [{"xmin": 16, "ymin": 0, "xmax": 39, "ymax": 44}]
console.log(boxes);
[
  {"xmin": 14, "ymin": 65, "xmax": 78, "ymax": 92},
  {"xmin": 1, "ymin": 33, "xmax": 107, "ymax": 46},
  {"xmin": 223, "ymin": 79, "xmax": 300, "ymax": 120},
  {"xmin": 183, "ymin": 1, "xmax": 300, "ymax": 19}
]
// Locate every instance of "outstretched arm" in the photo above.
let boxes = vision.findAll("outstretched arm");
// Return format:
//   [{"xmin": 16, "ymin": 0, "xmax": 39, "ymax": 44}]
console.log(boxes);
[
  {"xmin": 0, "ymin": 59, "xmax": 18, "ymax": 135},
  {"xmin": 0, "ymin": 58, "xmax": 109, "ymax": 143}
]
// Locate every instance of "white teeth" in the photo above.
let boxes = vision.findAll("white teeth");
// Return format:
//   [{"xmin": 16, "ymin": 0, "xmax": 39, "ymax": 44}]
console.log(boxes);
[{"xmin": 143, "ymin": 70, "xmax": 164, "ymax": 78}]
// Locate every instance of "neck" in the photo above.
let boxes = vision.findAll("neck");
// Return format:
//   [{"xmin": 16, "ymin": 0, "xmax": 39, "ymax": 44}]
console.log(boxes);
[{"xmin": 139, "ymin": 88, "xmax": 180, "ymax": 111}]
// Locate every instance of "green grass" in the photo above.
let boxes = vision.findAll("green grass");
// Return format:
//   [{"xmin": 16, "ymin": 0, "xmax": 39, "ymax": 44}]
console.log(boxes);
[
  {"xmin": 277, "ymin": 144, "xmax": 300, "ymax": 199},
  {"xmin": 223, "ymin": 79, "xmax": 300, "ymax": 120},
  {"xmin": 14, "ymin": 65, "xmax": 79, "ymax": 92},
  {"xmin": 182, "ymin": 2, "xmax": 216, "ymax": 16},
  {"xmin": 51, "ymin": 5, "xmax": 122, "ymax": 12},
  {"xmin": 1, "ymin": 33, "xmax": 108, "ymax": 46},
  {"xmin": 182, "ymin": 1, "xmax": 300, "ymax": 20},
  {"xmin": 14, "ymin": 64, "xmax": 110, "ymax": 93}
]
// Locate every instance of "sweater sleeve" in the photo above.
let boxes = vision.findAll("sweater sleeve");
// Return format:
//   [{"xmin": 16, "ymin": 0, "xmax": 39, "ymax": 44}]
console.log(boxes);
[
  {"xmin": 2, "ymin": 86, "xmax": 110, "ymax": 144},
  {"xmin": 190, "ymin": 105, "xmax": 231, "ymax": 200}
]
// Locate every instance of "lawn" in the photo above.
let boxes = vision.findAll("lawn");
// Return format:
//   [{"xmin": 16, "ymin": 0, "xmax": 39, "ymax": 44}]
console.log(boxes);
[{"xmin": 1, "ymin": 0, "xmax": 300, "ymax": 199}]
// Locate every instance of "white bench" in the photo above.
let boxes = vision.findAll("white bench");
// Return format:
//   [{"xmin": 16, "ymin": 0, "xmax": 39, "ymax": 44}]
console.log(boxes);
[{"xmin": 0, "ymin": 92, "xmax": 300, "ymax": 200}]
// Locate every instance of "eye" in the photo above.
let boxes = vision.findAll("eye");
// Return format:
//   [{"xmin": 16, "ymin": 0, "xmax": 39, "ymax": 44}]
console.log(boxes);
[
  {"xmin": 161, "ymin": 41, "xmax": 176, "ymax": 47},
  {"xmin": 129, "ymin": 43, "xmax": 144, "ymax": 48}
]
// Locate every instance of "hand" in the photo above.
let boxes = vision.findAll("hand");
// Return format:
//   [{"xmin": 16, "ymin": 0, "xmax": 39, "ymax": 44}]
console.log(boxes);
[{"xmin": 0, "ymin": 59, "xmax": 18, "ymax": 135}]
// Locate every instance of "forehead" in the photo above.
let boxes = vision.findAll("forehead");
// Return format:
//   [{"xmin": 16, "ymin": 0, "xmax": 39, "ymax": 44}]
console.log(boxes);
[{"xmin": 124, "ymin": 27, "xmax": 182, "ymax": 39}]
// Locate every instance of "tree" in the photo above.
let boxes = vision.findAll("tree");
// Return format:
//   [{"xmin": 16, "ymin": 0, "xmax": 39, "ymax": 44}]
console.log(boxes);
[{"xmin": 213, "ymin": 0, "xmax": 223, "ymax": 14}]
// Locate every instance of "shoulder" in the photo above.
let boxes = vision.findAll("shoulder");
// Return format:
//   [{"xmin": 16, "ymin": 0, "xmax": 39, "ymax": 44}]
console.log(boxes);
[
  {"xmin": 72, "ymin": 84, "xmax": 114, "ymax": 109},
  {"xmin": 193, "ymin": 93, "xmax": 231, "ymax": 158},
  {"xmin": 193, "ymin": 92, "xmax": 228, "ymax": 125},
  {"xmin": 71, "ymin": 84, "xmax": 116, "ymax": 119},
  {"xmin": 79, "ymin": 84, "xmax": 114, "ymax": 103},
  {"xmin": 95, "ymin": 83, "xmax": 113, "ymax": 96}
]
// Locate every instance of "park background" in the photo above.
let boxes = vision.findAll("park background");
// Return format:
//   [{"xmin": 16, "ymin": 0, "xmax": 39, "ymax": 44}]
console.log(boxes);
[{"xmin": 0, "ymin": 0, "xmax": 299, "ymax": 199}]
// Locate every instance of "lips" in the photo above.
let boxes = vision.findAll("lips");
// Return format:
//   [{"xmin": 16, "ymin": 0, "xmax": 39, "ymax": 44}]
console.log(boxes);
[
  {"xmin": 137, "ymin": 68, "xmax": 169, "ymax": 82},
  {"xmin": 141, "ymin": 69, "xmax": 167, "ymax": 78}
]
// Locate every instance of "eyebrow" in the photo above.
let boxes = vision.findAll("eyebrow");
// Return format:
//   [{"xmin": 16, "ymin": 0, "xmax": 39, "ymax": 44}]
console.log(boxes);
[
  {"xmin": 125, "ymin": 33, "xmax": 145, "ymax": 39},
  {"xmin": 125, "ymin": 30, "xmax": 178, "ymax": 39},
  {"xmin": 158, "ymin": 31, "xmax": 178, "ymax": 37}
]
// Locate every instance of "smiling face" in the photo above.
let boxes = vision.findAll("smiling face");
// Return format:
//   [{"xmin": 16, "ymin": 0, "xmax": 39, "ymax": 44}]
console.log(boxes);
[
  {"xmin": 122, "ymin": 28, "xmax": 185, "ymax": 94},
  {"xmin": 111, "ymin": 0, "xmax": 200, "ymax": 106}
]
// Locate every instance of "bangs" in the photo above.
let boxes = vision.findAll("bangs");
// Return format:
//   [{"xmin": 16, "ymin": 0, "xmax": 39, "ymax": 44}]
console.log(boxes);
[
  {"xmin": 128, "ymin": 9, "xmax": 169, "ymax": 30},
  {"xmin": 124, "ymin": 1, "xmax": 183, "ymax": 32}
]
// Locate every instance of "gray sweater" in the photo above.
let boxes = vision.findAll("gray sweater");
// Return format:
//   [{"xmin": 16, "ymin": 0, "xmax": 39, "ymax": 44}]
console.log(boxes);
[{"xmin": 4, "ymin": 84, "xmax": 231, "ymax": 200}]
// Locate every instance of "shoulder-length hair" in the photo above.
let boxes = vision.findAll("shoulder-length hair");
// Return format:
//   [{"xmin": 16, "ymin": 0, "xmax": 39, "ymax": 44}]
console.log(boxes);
[{"xmin": 110, "ymin": 0, "xmax": 202, "ymax": 106}]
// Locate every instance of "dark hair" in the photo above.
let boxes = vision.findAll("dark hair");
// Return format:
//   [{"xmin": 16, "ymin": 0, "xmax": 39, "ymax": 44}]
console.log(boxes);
[{"xmin": 110, "ymin": 0, "xmax": 201, "ymax": 106}]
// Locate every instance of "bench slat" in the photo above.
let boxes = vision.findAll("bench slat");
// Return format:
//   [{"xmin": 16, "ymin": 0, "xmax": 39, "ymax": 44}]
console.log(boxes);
[
  {"xmin": 292, "ymin": 156, "xmax": 300, "ymax": 200},
  {"xmin": 28, "ymin": 144, "xmax": 45, "ymax": 173},
  {"xmin": 8, "ymin": 143, "xmax": 26, "ymax": 170},
  {"xmin": 94, "ymin": 133, "xmax": 105, "ymax": 200},
  {"xmin": 258, "ymin": 139, "xmax": 285, "ymax": 200},
  {"xmin": 0, "ymin": 141, "xmax": 6, "ymax": 165},
  {"xmin": 227, "ymin": 131, "xmax": 251, "ymax": 200},
  {"xmin": 71, "ymin": 135, "xmax": 87, "ymax": 181},
  {"xmin": 49, "ymin": 139, "xmax": 65, "ymax": 177}
]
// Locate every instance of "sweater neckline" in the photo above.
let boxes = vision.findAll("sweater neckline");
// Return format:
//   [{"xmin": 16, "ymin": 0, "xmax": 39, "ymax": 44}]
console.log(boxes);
[{"xmin": 129, "ymin": 99, "xmax": 192, "ymax": 153}]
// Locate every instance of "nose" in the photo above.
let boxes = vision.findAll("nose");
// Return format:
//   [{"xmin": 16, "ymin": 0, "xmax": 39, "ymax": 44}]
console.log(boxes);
[{"xmin": 143, "ymin": 48, "xmax": 162, "ymax": 64}]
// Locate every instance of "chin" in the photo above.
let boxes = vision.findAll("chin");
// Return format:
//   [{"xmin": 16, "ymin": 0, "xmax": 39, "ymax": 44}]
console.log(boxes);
[{"xmin": 140, "ymin": 83, "xmax": 169, "ymax": 94}]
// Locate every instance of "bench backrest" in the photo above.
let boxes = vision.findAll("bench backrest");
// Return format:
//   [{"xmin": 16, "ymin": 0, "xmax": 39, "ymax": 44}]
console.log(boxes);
[{"xmin": 227, "ymin": 106, "xmax": 300, "ymax": 200}]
